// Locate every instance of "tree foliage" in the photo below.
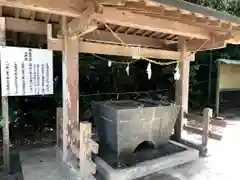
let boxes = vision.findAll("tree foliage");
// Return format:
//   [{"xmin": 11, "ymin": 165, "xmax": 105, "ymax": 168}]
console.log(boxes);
[{"xmin": 186, "ymin": 0, "xmax": 227, "ymax": 11}]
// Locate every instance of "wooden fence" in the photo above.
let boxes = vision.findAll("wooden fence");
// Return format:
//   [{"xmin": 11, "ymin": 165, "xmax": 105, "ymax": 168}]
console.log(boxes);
[
  {"xmin": 182, "ymin": 108, "xmax": 214, "ymax": 156},
  {"xmin": 56, "ymin": 107, "xmax": 99, "ymax": 179}
]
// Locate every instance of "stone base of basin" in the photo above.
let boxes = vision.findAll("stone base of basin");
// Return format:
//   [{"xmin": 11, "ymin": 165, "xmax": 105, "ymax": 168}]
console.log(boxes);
[{"xmin": 95, "ymin": 140, "xmax": 199, "ymax": 180}]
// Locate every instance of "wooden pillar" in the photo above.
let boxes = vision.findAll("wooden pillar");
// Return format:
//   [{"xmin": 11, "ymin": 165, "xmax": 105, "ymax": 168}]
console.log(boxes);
[
  {"xmin": 61, "ymin": 16, "xmax": 79, "ymax": 162},
  {"xmin": 61, "ymin": 16, "xmax": 69, "ymax": 162},
  {"xmin": 215, "ymin": 60, "xmax": 220, "ymax": 116},
  {"xmin": 207, "ymin": 51, "xmax": 212, "ymax": 106},
  {"xmin": 56, "ymin": 107, "xmax": 63, "ymax": 148},
  {"xmin": 174, "ymin": 37, "xmax": 190, "ymax": 141},
  {"xmin": 201, "ymin": 108, "xmax": 212, "ymax": 156},
  {"xmin": 0, "ymin": 17, "xmax": 9, "ymax": 174},
  {"xmin": 47, "ymin": 24, "xmax": 66, "ymax": 159}
]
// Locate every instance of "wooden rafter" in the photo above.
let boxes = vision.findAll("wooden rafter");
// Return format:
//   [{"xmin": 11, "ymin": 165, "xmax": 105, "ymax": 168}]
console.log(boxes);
[
  {"xmin": 115, "ymin": 25, "xmax": 122, "ymax": 33},
  {"xmin": 4, "ymin": 17, "xmax": 234, "ymax": 51},
  {"xmin": 125, "ymin": 27, "xmax": 133, "ymax": 34},
  {"xmin": 5, "ymin": 17, "xmax": 173, "ymax": 49},
  {"xmin": 0, "ymin": 0, "xmax": 85, "ymax": 17},
  {"xmin": 120, "ymin": 8, "xmax": 232, "ymax": 33},
  {"xmin": 82, "ymin": 30, "xmax": 177, "ymax": 50},
  {"xmin": 0, "ymin": 0, "xmax": 239, "ymax": 45},
  {"xmin": 92, "ymin": 7, "xmax": 212, "ymax": 39}
]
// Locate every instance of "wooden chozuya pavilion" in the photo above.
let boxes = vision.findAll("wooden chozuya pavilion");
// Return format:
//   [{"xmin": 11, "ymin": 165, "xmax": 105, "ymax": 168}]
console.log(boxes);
[{"xmin": 1, "ymin": 0, "xmax": 240, "ymax": 179}]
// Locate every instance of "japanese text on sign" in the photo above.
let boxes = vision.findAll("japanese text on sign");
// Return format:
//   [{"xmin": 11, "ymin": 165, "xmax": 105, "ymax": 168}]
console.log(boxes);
[{"xmin": 0, "ymin": 47, "xmax": 53, "ymax": 96}]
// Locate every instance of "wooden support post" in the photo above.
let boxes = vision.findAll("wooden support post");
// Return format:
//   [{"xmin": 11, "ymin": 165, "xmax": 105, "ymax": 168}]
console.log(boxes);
[
  {"xmin": 61, "ymin": 17, "xmax": 69, "ymax": 162},
  {"xmin": 215, "ymin": 60, "xmax": 220, "ymax": 116},
  {"xmin": 48, "ymin": 24, "xmax": 65, "ymax": 159},
  {"xmin": 56, "ymin": 107, "xmax": 63, "ymax": 148},
  {"xmin": 207, "ymin": 51, "xmax": 212, "ymax": 106},
  {"xmin": 201, "ymin": 108, "xmax": 212, "ymax": 156},
  {"xmin": 0, "ymin": 17, "xmax": 9, "ymax": 175},
  {"xmin": 174, "ymin": 37, "xmax": 190, "ymax": 141},
  {"xmin": 61, "ymin": 16, "xmax": 79, "ymax": 162}
]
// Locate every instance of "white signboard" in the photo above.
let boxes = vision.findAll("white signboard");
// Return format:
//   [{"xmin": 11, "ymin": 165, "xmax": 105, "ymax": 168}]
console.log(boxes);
[{"xmin": 0, "ymin": 47, "xmax": 53, "ymax": 96}]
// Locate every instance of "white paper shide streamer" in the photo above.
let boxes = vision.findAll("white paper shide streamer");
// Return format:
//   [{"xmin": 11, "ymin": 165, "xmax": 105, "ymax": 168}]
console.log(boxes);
[
  {"xmin": 126, "ymin": 63, "xmax": 130, "ymax": 76},
  {"xmin": 146, "ymin": 62, "xmax": 152, "ymax": 79},
  {"xmin": 108, "ymin": 60, "xmax": 112, "ymax": 67},
  {"xmin": 174, "ymin": 63, "xmax": 180, "ymax": 80}
]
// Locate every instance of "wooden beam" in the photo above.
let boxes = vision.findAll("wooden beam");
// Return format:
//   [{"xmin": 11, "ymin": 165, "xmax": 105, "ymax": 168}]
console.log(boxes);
[
  {"xmin": 127, "ymin": 8, "xmax": 232, "ymax": 33},
  {"xmin": 67, "ymin": 2, "xmax": 99, "ymax": 39},
  {"xmin": 4, "ymin": 18, "xmax": 176, "ymax": 50},
  {"xmin": 48, "ymin": 38, "xmax": 194, "ymax": 60},
  {"xmin": 5, "ymin": 17, "xmax": 178, "ymax": 50},
  {"xmin": 68, "ymin": 18, "xmax": 97, "ymax": 38},
  {"xmin": 4, "ymin": 17, "xmax": 235, "ymax": 50},
  {"xmin": 6, "ymin": 17, "xmax": 47, "ymax": 35},
  {"xmin": 183, "ymin": 124, "xmax": 222, "ymax": 141},
  {"xmin": 227, "ymin": 29, "xmax": 240, "ymax": 44},
  {"xmin": 79, "ymin": 42, "xmax": 186, "ymax": 60},
  {"xmin": 82, "ymin": 30, "xmax": 176, "ymax": 50},
  {"xmin": 92, "ymin": 7, "xmax": 212, "ymax": 39},
  {"xmin": 187, "ymin": 33, "xmax": 233, "ymax": 51},
  {"xmin": 0, "ymin": 17, "xmax": 10, "ymax": 175},
  {"xmin": 185, "ymin": 114, "xmax": 227, "ymax": 127},
  {"xmin": 0, "ymin": 0, "xmax": 84, "ymax": 17},
  {"xmin": 187, "ymin": 39, "xmax": 226, "ymax": 51},
  {"xmin": 96, "ymin": 0, "xmax": 123, "ymax": 5},
  {"xmin": 174, "ymin": 37, "xmax": 190, "ymax": 141}
]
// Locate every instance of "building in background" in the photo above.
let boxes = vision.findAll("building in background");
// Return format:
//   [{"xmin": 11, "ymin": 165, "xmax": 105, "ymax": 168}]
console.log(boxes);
[{"xmin": 216, "ymin": 59, "xmax": 240, "ymax": 115}]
